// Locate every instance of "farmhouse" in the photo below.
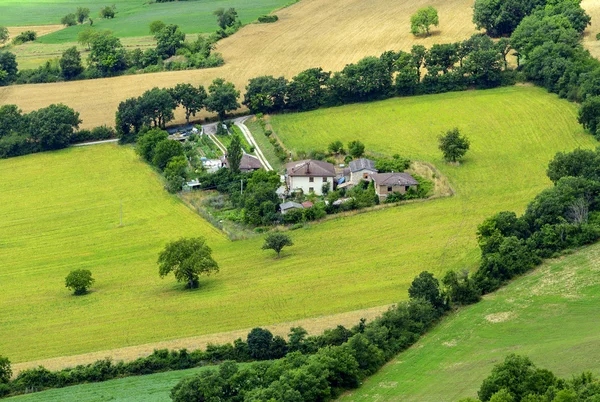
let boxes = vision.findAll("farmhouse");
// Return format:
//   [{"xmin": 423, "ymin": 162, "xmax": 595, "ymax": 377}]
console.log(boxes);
[
  {"xmin": 349, "ymin": 158, "xmax": 377, "ymax": 184},
  {"xmin": 372, "ymin": 172, "xmax": 419, "ymax": 201},
  {"xmin": 221, "ymin": 154, "xmax": 263, "ymax": 172},
  {"xmin": 286, "ymin": 159, "xmax": 336, "ymax": 196}
]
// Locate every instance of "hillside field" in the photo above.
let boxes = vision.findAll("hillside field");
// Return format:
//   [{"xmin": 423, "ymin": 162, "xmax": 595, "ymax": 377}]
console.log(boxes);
[
  {"xmin": 340, "ymin": 242, "xmax": 600, "ymax": 402},
  {"xmin": 0, "ymin": 87, "xmax": 596, "ymax": 366},
  {"xmin": 0, "ymin": 0, "xmax": 292, "ymax": 43},
  {"xmin": 0, "ymin": 0, "xmax": 480, "ymax": 128}
]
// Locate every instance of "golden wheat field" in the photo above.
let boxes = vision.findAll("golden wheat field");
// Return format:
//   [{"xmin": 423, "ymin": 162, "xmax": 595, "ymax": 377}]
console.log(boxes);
[{"xmin": 0, "ymin": 0, "xmax": 480, "ymax": 128}]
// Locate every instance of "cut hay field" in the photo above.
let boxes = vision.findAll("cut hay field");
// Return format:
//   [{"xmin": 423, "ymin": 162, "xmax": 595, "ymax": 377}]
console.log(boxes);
[
  {"xmin": 0, "ymin": 87, "xmax": 595, "ymax": 367},
  {"xmin": 0, "ymin": 0, "xmax": 480, "ymax": 129},
  {"xmin": 340, "ymin": 241, "xmax": 600, "ymax": 402},
  {"xmin": 0, "ymin": 0, "xmax": 292, "ymax": 43}
]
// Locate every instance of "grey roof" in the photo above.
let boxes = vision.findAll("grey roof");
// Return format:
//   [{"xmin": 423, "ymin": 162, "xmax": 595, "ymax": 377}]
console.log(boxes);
[
  {"xmin": 280, "ymin": 201, "xmax": 303, "ymax": 211},
  {"xmin": 349, "ymin": 158, "xmax": 377, "ymax": 173},
  {"xmin": 372, "ymin": 172, "xmax": 418, "ymax": 186},
  {"xmin": 222, "ymin": 154, "xmax": 263, "ymax": 170},
  {"xmin": 286, "ymin": 160, "xmax": 336, "ymax": 177}
]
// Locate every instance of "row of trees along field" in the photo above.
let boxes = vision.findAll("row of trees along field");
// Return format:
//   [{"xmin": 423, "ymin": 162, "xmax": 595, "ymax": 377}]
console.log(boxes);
[{"xmin": 0, "ymin": 8, "xmax": 242, "ymax": 85}]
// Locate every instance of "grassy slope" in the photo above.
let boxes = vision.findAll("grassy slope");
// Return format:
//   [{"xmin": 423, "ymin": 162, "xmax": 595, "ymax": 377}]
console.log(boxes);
[
  {"xmin": 0, "ymin": 0, "xmax": 291, "ymax": 42},
  {"xmin": 6, "ymin": 366, "xmax": 210, "ymax": 402},
  {"xmin": 341, "ymin": 242, "xmax": 600, "ymax": 402},
  {"xmin": 0, "ymin": 87, "xmax": 596, "ymax": 365}
]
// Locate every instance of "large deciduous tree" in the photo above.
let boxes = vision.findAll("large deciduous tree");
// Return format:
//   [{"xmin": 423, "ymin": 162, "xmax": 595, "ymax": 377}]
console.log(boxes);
[
  {"xmin": 170, "ymin": 83, "xmax": 207, "ymax": 123},
  {"xmin": 438, "ymin": 128, "xmax": 470, "ymax": 163},
  {"xmin": 88, "ymin": 32, "xmax": 126, "ymax": 76},
  {"xmin": 243, "ymin": 75, "xmax": 288, "ymax": 114},
  {"xmin": 410, "ymin": 6, "xmax": 439, "ymax": 36},
  {"xmin": 65, "ymin": 269, "xmax": 95, "ymax": 295},
  {"xmin": 28, "ymin": 104, "xmax": 81, "ymax": 150},
  {"xmin": 76, "ymin": 7, "xmax": 90, "ymax": 24},
  {"xmin": 152, "ymin": 139, "xmax": 184, "ymax": 170},
  {"xmin": 286, "ymin": 68, "xmax": 330, "ymax": 111},
  {"xmin": 140, "ymin": 87, "xmax": 177, "ymax": 128},
  {"xmin": 116, "ymin": 97, "xmax": 148, "ymax": 142},
  {"xmin": 136, "ymin": 128, "xmax": 168, "ymax": 162},
  {"xmin": 158, "ymin": 237, "xmax": 219, "ymax": 289},
  {"xmin": 214, "ymin": 8, "xmax": 239, "ymax": 30},
  {"xmin": 206, "ymin": 78, "xmax": 240, "ymax": 121},
  {"xmin": 473, "ymin": 0, "xmax": 547, "ymax": 37},
  {"xmin": 60, "ymin": 46, "xmax": 84, "ymax": 80},
  {"xmin": 408, "ymin": 271, "xmax": 446, "ymax": 310},
  {"xmin": 0, "ymin": 51, "xmax": 18, "ymax": 86},
  {"xmin": 154, "ymin": 24, "xmax": 185, "ymax": 59}
]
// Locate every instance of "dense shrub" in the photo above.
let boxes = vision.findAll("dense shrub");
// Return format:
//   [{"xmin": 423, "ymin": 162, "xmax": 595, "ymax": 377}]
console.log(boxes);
[{"xmin": 258, "ymin": 15, "xmax": 278, "ymax": 23}]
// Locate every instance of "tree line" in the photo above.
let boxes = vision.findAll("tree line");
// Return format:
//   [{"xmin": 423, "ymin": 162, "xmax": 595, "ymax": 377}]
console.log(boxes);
[
  {"xmin": 0, "ymin": 104, "xmax": 116, "ymax": 159},
  {"xmin": 460, "ymin": 354, "xmax": 600, "ymax": 401}
]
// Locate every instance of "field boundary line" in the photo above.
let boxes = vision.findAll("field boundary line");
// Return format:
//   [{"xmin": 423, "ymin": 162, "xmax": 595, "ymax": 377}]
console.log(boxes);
[{"xmin": 12, "ymin": 304, "xmax": 392, "ymax": 375}]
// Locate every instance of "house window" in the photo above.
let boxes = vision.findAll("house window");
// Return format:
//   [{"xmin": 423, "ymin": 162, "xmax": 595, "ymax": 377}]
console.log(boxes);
[
  {"xmin": 309, "ymin": 177, "xmax": 314, "ymax": 183},
  {"xmin": 323, "ymin": 177, "xmax": 327, "ymax": 183},
  {"xmin": 387, "ymin": 186, "xmax": 393, "ymax": 192},
  {"xmin": 405, "ymin": 186, "xmax": 410, "ymax": 192},
  {"xmin": 309, "ymin": 187, "xmax": 314, "ymax": 193},
  {"xmin": 363, "ymin": 173, "xmax": 369, "ymax": 179}
]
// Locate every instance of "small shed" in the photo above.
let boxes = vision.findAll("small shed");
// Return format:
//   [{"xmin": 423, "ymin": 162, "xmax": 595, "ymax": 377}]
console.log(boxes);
[
  {"xmin": 372, "ymin": 172, "xmax": 419, "ymax": 201},
  {"xmin": 280, "ymin": 201, "xmax": 303, "ymax": 214}
]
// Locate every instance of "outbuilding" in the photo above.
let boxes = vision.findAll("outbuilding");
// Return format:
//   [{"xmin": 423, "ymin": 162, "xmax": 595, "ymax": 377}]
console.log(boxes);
[{"xmin": 372, "ymin": 172, "xmax": 419, "ymax": 201}]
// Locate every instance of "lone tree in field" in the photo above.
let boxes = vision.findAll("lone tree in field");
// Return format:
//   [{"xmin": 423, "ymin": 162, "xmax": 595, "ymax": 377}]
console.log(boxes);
[
  {"xmin": 262, "ymin": 233, "xmax": 293, "ymax": 258},
  {"xmin": 410, "ymin": 6, "xmax": 439, "ymax": 37},
  {"xmin": 76, "ymin": 7, "xmax": 90, "ymax": 24},
  {"xmin": 206, "ymin": 78, "xmax": 240, "ymax": 121},
  {"xmin": 227, "ymin": 134, "xmax": 243, "ymax": 174},
  {"xmin": 65, "ymin": 269, "xmax": 95, "ymax": 295},
  {"xmin": 439, "ymin": 128, "xmax": 470, "ymax": 163},
  {"xmin": 158, "ymin": 237, "xmax": 219, "ymax": 289},
  {"xmin": 61, "ymin": 13, "xmax": 77, "ymax": 27}
]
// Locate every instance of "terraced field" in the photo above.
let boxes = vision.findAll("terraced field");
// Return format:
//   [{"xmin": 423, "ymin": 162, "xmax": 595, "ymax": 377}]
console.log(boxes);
[
  {"xmin": 0, "ymin": 86, "xmax": 595, "ymax": 367},
  {"xmin": 0, "ymin": 0, "xmax": 480, "ymax": 128},
  {"xmin": 341, "ymin": 241, "xmax": 600, "ymax": 401}
]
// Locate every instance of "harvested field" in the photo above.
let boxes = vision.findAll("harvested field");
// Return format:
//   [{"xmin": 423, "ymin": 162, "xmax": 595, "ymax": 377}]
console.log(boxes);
[
  {"xmin": 583, "ymin": 0, "xmax": 600, "ymax": 58},
  {"xmin": 5, "ymin": 25, "xmax": 64, "ymax": 41},
  {"xmin": 0, "ymin": 0, "xmax": 480, "ymax": 128}
]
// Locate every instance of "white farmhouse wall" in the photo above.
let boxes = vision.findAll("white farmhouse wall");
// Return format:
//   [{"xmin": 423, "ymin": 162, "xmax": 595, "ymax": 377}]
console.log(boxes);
[{"xmin": 289, "ymin": 176, "xmax": 333, "ymax": 195}]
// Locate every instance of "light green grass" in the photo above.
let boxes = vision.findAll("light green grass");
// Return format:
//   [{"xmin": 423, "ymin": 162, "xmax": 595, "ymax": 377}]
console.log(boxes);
[
  {"xmin": 0, "ymin": 87, "xmax": 596, "ymax": 365},
  {"xmin": 341, "ymin": 242, "xmax": 600, "ymax": 402},
  {"xmin": 245, "ymin": 119, "xmax": 285, "ymax": 171},
  {"xmin": 0, "ymin": 0, "xmax": 291, "ymax": 43},
  {"xmin": 7, "ymin": 365, "xmax": 212, "ymax": 402}
]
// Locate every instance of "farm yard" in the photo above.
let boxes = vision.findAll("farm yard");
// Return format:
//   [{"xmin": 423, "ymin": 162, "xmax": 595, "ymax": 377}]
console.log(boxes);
[
  {"xmin": 340, "ymin": 242, "xmax": 600, "ymax": 401},
  {"xmin": 0, "ymin": 86, "xmax": 595, "ymax": 366},
  {"xmin": 0, "ymin": 0, "xmax": 481, "ymax": 128}
]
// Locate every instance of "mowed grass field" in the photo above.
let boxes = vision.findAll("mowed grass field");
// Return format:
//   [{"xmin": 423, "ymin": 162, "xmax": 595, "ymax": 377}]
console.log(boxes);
[
  {"xmin": 341, "ymin": 242, "xmax": 600, "ymax": 402},
  {"xmin": 0, "ymin": 87, "xmax": 596, "ymax": 366},
  {"xmin": 0, "ymin": 0, "xmax": 480, "ymax": 128},
  {"xmin": 6, "ymin": 365, "xmax": 215, "ymax": 402},
  {"xmin": 0, "ymin": 0, "xmax": 292, "ymax": 43}
]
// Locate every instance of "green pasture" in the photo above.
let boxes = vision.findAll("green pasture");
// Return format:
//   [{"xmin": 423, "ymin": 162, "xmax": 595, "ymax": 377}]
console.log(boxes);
[
  {"xmin": 0, "ymin": 0, "xmax": 291, "ymax": 43},
  {"xmin": 341, "ymin": 242, "xmax": 600, "ymax": 401},
  {"xmin": 7, "ymin": 365, "xmax": 212, "ymax": 401},
  {"xmin": 0, "ymin": 86, "xmax": 596, "ymax": 365}
]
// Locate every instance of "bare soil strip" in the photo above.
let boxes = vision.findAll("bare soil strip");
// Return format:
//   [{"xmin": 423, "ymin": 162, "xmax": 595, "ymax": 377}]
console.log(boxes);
[{"xmin": 12, "ymin": 304, "xmax": 391, "ymax": 375}]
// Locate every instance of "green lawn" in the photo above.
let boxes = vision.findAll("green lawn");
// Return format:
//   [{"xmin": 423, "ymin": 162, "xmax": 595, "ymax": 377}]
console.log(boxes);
[
  {"xmin": 0, "ymin": 0, "xmax": 292, "ymax": 43},
  {"xmin": 7, "ymin": 366, "xmax": 212, "ymax": 402},
  {"xmin": 0, "ymin": 87, "xmax": 596, "ymax": 365},
  {"xmin": 340, "ymin": 242, "xmax": 600, "ymax": 402}
]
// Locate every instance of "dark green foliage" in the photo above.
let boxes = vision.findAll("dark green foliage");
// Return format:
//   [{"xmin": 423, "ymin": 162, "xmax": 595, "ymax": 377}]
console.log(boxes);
[
  {"xmin": 88, "ymin": 32, "xmax": 126, "ymax": 76},
  {"xmin": 439, "ymin": 128, "xmax": 470, "ymax": 162},
  {"xmin": 61, "ymin": 13, "xmax": 77, "ymax": 26},
  {"xmin": 170, "ymin": 83, "xmax": 207, "ymax": 123},
  {"xmin": 473, "ymin": 0, "xmax": 547, "ymax": 37},
  {"xmin": 0, "ymin": 356, "xmax": 11, "ymax": 384},
  {"xmin": 258, "ymin": 15, "xmax": 279, "ymax": 23},
  {"xmin": 100, "ymin": 6, "xmax": 116, "ymax": 19},
  {"xmin": 578, "ymin": 97, "xmax": 600, "ymax": 138},
  {"xmin": 214, "ymin": 8, "xmax": 239, "ymax": 30},
  {"xmin": 347, "ymin": 140, "xmax": 365, "ymax": 159},
  {"xmin": 149, "ymin": 20, "xmax": 166, "ymax": 35},
  {"xmin": 28, "ymin": 104, "xmax": 81, "ymax": 150},
  {"xmin": 442, "ymin": 270, "xmax": 481, "ymax": 305},
  {"xmin": 226, "ymin": 134, "xmax": 243, "ymax": 174},
  {"xmin": 165, "ymin": 155, "xmax": 188, "ymax": 193},
  {"xmin": 158, "ymin": 237, "xmax": 219, "ymax": 289},
  {"xmin": 76, "ymin": 7, "xmax": 90, "ymax": 24},
  {"xmin": 247, "ymin": 328, "xmax": 276, "ymax": 360},
  {"xmin": 154, "ymin": 24, "xmax": 185, "ymax": 59},
  {"xmin": 329, "ymin": 57, "xmax": 393, "ymax": 102},
  {"xmin": 243, "ymin": 75, "xmax": 288, "ymax": 114},
  {"xmin": 116, "ymin": 97, "xmax": 147, "ymax": 142},
  {"xmin": 60, "ymin": 46, "xmax": 84, "ymax": 80},
  {"xmin": 136, "ymin": 128, "xmax": 169, "ymax": 162},
  {"xmin": 547, "ymin": 148, "xmax": 600, "ymax": 184},
  {"xmin": 139, "ymin": 87, "xmax": 177, "ymax": 128},
  {"xmin": 478, "ymin": 354, "xmax": 557, "ymax": 401},
  {"xmin": 12, "ymin": 30, "xmax": 36, "ymax": 45},
  {"xmin": 206, "ymin": 78, "xmax": 241, "ymax": 121},
  {"xmin": 152, "ymin": 139, "xmax": 184, "ymax": 170},
  {"xmin": 65, "ymin": 269, "xmax": 95, "ymax": 295},
  {"xmin": 328, "ymin": 140, "xmax": 345, "ymax": 155},
  {"xmin": 408, "ymin": 271, "xmax": 446, "ymax": 311},
  {"xmin": 0, "ymin": 51, "xmax": 18, "ymax": 86},
  {"xmin": 262, "ymin": 232, "xmax": 293, "ymax": 258},
  {"xmin": 71, "ymin": 125, "xmax": 116, "ymax": 143},
  {"xmin": 286, "ymin": 68, "xmax": 331, "ymax": 111}
]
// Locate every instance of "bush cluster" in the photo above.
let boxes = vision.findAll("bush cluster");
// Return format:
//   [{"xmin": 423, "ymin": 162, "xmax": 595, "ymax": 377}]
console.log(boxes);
[
  {"xmin": 257, "ymin": 15, "xmax": 278, "ymax": 23},
  {"xmin": 70, "ymin": 125, "xmax": 116, "ymax": 144}
]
